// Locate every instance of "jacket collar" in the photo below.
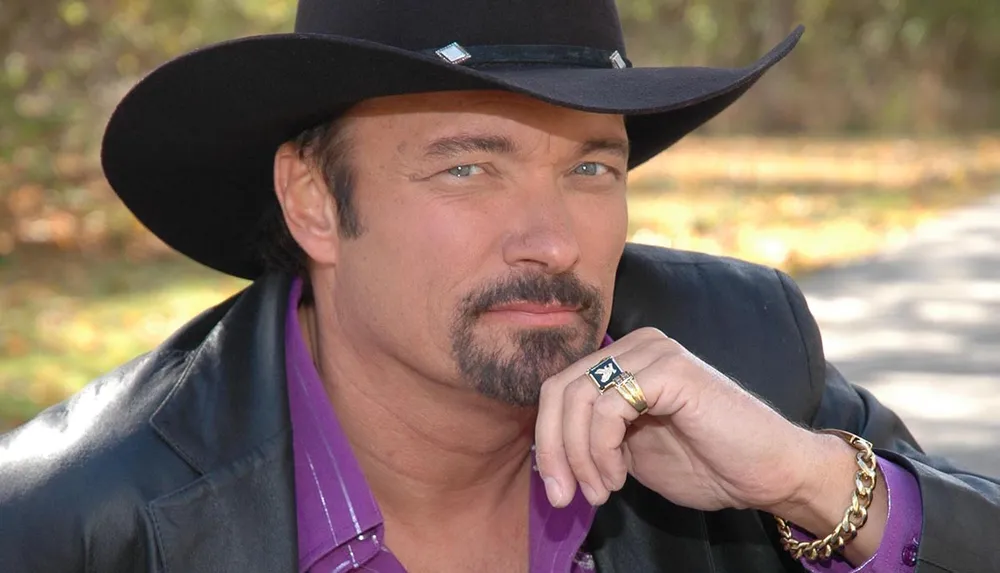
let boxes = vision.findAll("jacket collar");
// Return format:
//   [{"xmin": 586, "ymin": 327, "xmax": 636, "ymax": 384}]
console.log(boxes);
[
  {"xmin": 147, "ymin": 273, "xmax": 299, "ymax": 572},
  {"xmin": 150, "ymin": 272, "xmax": 294, "ymax": 475}
]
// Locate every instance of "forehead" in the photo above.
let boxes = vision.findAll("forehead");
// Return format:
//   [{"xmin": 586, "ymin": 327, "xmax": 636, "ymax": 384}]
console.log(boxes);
[{"xmin": 341, "ymin": 90, "xmax": 626, "ymax": 145}]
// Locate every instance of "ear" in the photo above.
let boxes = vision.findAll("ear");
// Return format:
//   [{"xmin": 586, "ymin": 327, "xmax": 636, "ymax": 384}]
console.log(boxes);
[{"xmin": 273, "ymin": 142, "xmax": 340, "ymax": 268}]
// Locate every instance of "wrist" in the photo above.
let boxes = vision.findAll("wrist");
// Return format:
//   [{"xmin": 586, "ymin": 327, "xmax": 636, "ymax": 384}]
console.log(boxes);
[
  {"xmin": 768, "ymin": 430, "xmax": 889, "ymax": 566},
  {"xmin": 769, "ymin": 432, "xmax": 859, "ymax": 534}
]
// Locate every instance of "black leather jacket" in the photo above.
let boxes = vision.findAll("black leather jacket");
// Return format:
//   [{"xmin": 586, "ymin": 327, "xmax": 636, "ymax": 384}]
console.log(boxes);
[{"xmin": 2, "ymin": 245, "xmax": 998, "ymax": 572}]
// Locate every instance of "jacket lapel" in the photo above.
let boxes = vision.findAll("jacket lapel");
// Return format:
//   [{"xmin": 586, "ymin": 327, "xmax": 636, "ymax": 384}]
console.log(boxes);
[
  {"xmin": 148, "ymin": 431, "xmax": 298, "ymax": 572},
  {"xmin": 147, "ymin": 273, "xmax": 298, "ymax": 572}
]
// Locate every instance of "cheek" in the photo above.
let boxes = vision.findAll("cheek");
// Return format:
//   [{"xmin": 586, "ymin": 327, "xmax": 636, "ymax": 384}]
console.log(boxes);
[
  {"xmin": 377, "ymin": 197, "xmax": 496, "ymax": 320},
  {"xmin": 333, "ymin": 197, "xmax": 495, "ymax": 371},
  {"xmin": 389, "ymin": 200, "xmax": 490, "ymax": 271},
  {"xmin": 573, "ymin": 192, "xmax": 628, "ymax": 273}
]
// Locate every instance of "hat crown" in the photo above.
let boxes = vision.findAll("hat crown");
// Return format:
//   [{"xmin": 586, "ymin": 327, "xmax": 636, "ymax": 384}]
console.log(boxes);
[{"xmin": 294, "ymin": 0, "xmax": 627, "ymax": 54}]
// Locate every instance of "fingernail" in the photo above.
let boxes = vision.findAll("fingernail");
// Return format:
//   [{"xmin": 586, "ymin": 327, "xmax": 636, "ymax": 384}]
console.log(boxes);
[
  {"xmin": 580, "ymin": 482, "xmax": 599, "ymax": 505},
  {"xmin": 543, "ymin": 477, "xmax": 564, "ymax": 507}
]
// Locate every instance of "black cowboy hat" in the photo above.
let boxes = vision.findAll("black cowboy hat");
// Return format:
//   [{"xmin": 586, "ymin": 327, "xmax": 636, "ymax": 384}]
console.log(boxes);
[{"xmin": 101, "ymin": 0, "xmax": 803, "ymax": 279}]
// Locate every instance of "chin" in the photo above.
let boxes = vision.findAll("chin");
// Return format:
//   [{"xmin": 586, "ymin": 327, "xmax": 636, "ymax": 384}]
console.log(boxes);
[{"xmin": 453, "ymin": 326, "xmax": 599, "ymax": 407}]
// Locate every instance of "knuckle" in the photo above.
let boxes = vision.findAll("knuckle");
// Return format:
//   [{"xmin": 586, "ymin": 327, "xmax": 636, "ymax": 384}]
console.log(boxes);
[
  {"xmin": 564, "ymin": 378, "xmax": 594, "ymax": 402},
  {"xmin": 533, "ymin": 448, "xmax": 562, "ymax": 471},
  {"xmin": 538, "ymin": 379, "xmax": 560, "ymax": 401},
  {"xmin": 599, "ymin": 463, "xmax": 625, "ymax": 492},
  {"xmin": 650, "ymin": 351, "xmax": 679, "ymax": 371},
  {"xmin": 609, "ymin": 464, "xmax": 628, "ymax": 491},
  {"xmin": 637, "ymin": 326, "xmax": 667, "ymax": 341},
  {"xmin": 564, "ymin": 446, "xmax": 593, "ymax": 475},
  {"xmin": 563, "ymin": 441, "xmax": 587, "ymax": 465},
  {"xmin": 533, "ymin": 447, "xmax": 558, "ymax": 463},
  {"xmin": 633, "ymin": 328, "xmax": 679, "ymax": 354},
  {"xmin": 651, "ymin": 337, "xmax": 684, "ymax": 360},
  {"xmin": 594, "ymin": 489, "xmax": 611, "ymax": 505},
  {"xmin": 589, "ymin": 443, "xmax": 615, "ymax": 470},
  {"xmin": 612, "ymin": 470, "xmax": 628, "ymax": 491},
  {"xmin": 592, "ymin": 394, "xmax": 620, "ymax": 418}
]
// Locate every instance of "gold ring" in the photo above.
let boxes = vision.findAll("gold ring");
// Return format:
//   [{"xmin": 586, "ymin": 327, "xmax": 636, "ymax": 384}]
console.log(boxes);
[{"xmin": 613, "ymin": 372, "xmax": 649, "ymax": 415}]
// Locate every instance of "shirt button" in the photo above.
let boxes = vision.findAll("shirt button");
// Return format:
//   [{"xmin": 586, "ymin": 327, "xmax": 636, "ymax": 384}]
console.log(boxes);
[
  {"xmin": 574, "ymin": 551, "xmax": 595, "ymax": 571},
  {"xmin": 901, "ymin": 541, "xmax": 919, "ymax": 566}
]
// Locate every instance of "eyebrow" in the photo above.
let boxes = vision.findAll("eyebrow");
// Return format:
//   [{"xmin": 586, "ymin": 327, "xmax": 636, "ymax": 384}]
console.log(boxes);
[
  {"xmin": 420, "ymin": 134, "xmax": 630, "ymax": 161},
  {"xmin": 422, "ymin": 135, "xmax": 519, "ymax": 159},
  {"xmin": 577, "ymin": 138, "xmax": 630, "ymax": 160}
]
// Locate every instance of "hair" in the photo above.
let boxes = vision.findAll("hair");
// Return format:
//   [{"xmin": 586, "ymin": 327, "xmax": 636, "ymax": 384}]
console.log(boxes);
[{"xmin": 255, "ymin": 115, "xmax": 361, "ymax": 278}]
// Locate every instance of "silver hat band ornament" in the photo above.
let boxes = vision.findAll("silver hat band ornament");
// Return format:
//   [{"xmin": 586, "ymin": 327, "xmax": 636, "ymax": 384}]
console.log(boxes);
[{"xmin": 430, "ymin": 42, "xmax": 631, "ymax": 69}]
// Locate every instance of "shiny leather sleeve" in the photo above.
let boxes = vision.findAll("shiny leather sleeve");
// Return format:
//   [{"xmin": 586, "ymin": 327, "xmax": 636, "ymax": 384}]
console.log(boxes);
[
  {"xmin": 0, "ymin": 350, "xmax": 199, "ymax": 573},
  {"xmin": 0, "ymin": 384, "xmax": 150, "ymax": 571},
  {"xmin": 777, "ymin": 272, "xmax": 1000, "ymax": 573}
]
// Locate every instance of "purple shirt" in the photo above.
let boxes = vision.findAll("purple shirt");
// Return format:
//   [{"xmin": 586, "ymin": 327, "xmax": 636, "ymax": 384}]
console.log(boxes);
[{"xmin": 284, "ymin": 278, "xmax": 923, "ymax": 572}]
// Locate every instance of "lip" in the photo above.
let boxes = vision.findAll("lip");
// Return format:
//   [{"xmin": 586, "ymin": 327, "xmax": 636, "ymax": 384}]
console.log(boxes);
[{"xmin": 483, "ymin": 302, "xmax": 581, "ymax": 327}]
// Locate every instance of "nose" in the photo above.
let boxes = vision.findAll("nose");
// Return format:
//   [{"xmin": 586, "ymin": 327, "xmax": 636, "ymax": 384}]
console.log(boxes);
[{"xmin": 501, "ymin": 183, "xmax": 582, "ymax": 275}]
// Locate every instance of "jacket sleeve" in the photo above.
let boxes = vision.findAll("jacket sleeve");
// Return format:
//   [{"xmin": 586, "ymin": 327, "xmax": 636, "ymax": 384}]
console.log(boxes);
[
  {"xmin": 777, "ymin": 271, "xmax": 1000, "ymax": 573},
  {"xmin": 0, "ymin": 397, "xmax": 158, "ymax": 573},
  {"xmin": 0, "ymin": 478, "xmax": 84, "ymax": 573}
]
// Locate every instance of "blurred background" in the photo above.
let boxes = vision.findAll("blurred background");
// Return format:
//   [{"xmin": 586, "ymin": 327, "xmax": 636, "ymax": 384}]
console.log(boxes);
[{"xmin": 1, "ymin": 0, "xmax": 998, "ymax": 474}]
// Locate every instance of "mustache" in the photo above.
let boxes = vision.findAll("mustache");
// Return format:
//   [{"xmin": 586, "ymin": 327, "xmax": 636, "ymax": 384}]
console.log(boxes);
[{"xmin": 462, "ymin": 272, "xmax": 603, "ymax": 318}]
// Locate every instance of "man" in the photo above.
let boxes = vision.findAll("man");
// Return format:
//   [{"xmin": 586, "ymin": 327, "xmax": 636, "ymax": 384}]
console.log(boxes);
[{"xmin": 1, "ymin": 0, "xmax": 998, "ymax": 571}]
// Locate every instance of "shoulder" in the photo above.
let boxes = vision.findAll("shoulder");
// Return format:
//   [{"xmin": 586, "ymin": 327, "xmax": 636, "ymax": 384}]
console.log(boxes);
[
  {"xmin": 617, "ymin": 242, "xmax": 794, "ymax": 292},
  {"xmin": 611, "ymin": 244, "xmax": 826, "ymax": 421},
  {"xmin": 0, "ymin": 298, "xmax": 236, "ymax": 571},
  {"xmin": 613, "ymin": 243, "xmax": 813, "ymax": 332},
  {"xmin": 0, "ymin": 350, "xmax": 189, "ymax": 570}
]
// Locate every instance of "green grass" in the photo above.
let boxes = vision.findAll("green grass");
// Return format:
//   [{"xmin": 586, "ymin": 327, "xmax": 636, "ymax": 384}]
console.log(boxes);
[{"xmin": 0, "ymin": 253, "xmax": 248, "ymax": 429}]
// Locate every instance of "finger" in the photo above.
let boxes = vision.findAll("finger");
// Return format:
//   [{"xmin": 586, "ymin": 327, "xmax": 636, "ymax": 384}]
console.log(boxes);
[
  {"xmin": 590, "ymin": 388, "xmax": 633, "ymax": 492},
  {"xmin": 560, "ymin": 340, "xmax": 665, "ymax": 506},
  {"xmin": 561, "ymin": 375, "xmax": 607, "ymax": 505},
  {"xmin": 584, "ymin": 345, "xmax": 663, "ymax": 491},
  {"xmin": 536, "ymin": 340, "xmax": 639, "ymax": 507},
  {"xmin": 535, "ymin": 376, "xmax": 577, "ymax": 508}
]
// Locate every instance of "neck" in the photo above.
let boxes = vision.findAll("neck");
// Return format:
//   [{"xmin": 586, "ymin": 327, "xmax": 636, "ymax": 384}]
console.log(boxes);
[{"xmin": 299, "ymin": 301, "xmax": 537, "ymax": 524}]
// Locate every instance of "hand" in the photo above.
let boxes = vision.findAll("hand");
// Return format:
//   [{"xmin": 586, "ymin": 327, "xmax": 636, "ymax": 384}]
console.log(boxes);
[{"xmin": 534, "ymin": 327, "xmax": 821, "ymax": 513}]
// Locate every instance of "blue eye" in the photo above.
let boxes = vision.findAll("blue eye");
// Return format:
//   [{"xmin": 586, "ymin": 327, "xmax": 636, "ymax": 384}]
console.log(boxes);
[
  {"xmin": 574, "ymin": 162, "xmax": 608, "ymax": 176},
  {"xmin": 447, "ymin": 164, "xmax": 485, "ymax": 177}
]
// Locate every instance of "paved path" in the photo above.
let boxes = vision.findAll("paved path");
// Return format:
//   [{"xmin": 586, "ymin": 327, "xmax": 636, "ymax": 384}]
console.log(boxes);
[{"xmin": 800, "ymin": 194, "xmax": 1000, "ymax": 478}]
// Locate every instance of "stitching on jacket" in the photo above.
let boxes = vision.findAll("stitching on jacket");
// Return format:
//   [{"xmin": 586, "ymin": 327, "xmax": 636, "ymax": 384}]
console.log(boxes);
[
  {"xmin": 145, "ymin": 428, "xmax": 291, "ymax": 572},
  {"xmin": 148, "ymin": 505, "xmax": 169, "ymax": 573},
  {"xmin": 149, "ymin": 427, "xmax": 291, "ymax": 506},
  {"xmin": 148, "ymin": 343, "xmax": 212, "ymax": 474}
]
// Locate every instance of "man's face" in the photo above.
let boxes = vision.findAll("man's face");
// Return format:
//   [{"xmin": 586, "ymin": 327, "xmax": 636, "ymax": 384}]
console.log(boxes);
[{"xmin": 326, "ymin": 91, "xmax": 628, "ymax": 406}]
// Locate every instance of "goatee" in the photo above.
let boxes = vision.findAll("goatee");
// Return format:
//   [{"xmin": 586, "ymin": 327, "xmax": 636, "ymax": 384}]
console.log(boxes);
[{"xmin": 450, "ymin": 272, "xmax": 605, "ymax": 406}]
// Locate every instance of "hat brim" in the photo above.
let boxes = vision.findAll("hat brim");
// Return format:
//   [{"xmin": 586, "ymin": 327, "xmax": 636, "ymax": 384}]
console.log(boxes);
[{"xmin": 101, "ymin": 26, "xmax": 803, "ymax": 279}]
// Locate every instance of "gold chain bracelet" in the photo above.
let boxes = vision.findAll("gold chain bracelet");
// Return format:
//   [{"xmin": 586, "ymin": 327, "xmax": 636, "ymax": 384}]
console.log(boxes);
[{"xmin": 774, "ymin": 429, "xmax": 879, "ymax": 562}]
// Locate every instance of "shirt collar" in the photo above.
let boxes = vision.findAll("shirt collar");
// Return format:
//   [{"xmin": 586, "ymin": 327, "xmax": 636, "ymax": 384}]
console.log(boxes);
[{"xmin": 285, "ymin": 277, "xmax": 383, "ymax": 569}]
